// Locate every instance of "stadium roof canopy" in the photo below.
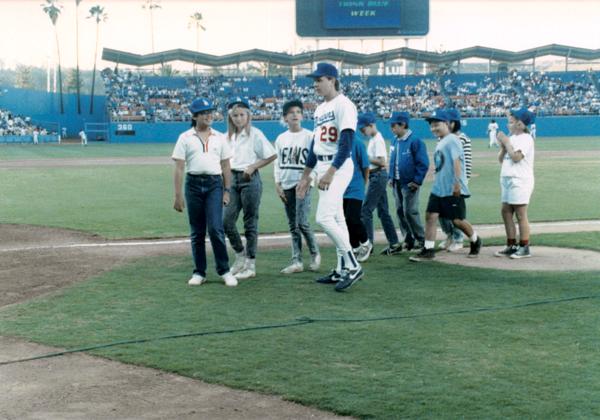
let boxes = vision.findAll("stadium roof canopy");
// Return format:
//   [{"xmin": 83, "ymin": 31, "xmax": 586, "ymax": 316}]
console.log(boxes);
[{"xmin": 102, "ymin": 44, "xmax": 600, "ymax": 68}]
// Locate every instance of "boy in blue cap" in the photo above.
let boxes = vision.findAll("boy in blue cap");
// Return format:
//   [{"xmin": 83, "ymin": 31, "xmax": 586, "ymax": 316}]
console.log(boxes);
[
  {"xmin": 172, "ymin": 98, "xmax": 238, "ymax": 287},
  {"xmin": 410, "ymin": 109, "xmax": 481, "ymax": 262},
  {"xmin": 358, "ymin": 112, "xmax": 402, "ymax": 255},
  {"xmin": 495, "ymin": 108, "xmax": 536, "ymax": 259},
  {"xmin": 388, "ymin": 111, "xmax": 429, "ymax": 251},
  {"xmin": 438, "ymin": 108, "xmax": 472, "ymax": 252}
]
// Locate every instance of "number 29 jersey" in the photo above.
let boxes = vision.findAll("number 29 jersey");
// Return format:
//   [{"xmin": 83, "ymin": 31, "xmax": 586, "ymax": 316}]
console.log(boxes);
[{"xmin": 312, "ymin": 93, "xmax": 358, "ymax": 156}]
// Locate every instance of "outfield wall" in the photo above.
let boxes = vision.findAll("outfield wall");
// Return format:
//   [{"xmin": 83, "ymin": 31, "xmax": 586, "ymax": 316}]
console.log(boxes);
[
  {"xmin": 0, "ymin": 87, "xmax": 106, "ymax": 137},
  {"xmin": 108, "ymin": 115, "xmax": 600, "ymax": 143}
]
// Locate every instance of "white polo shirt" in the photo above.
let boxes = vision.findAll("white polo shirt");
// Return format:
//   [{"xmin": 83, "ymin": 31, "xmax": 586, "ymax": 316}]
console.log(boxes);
[
  {"xmin": 367, "ymin": 132, "xmax": 387, "ymax": 170},
  {"xmin": 229, "ymin": 126, "xmax": 276, "ymax": 171},
  {"xmin": 172, "ymin": 127, "xmax": 232, "ymax": 175}
]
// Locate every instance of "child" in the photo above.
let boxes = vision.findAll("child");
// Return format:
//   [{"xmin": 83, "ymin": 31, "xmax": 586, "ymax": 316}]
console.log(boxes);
[
  {"xmin": 274, "ymin": 100, "xmax": 321, "ymax": 274},
  {"xmin": 358, "ymin": 112, "xmax": 402, "ymax": 255},
  {"xmin": 438, "ymin": 108, "xmax": 472, "ymax": 252},
  {"xmin": 343, "ymin": 130, "xmax": 371, "ymax": 262},
  {"xmin": 387, "ymin": 111, "xmax": 429, "ymax": 251},
  {"xmin": 224, "ymin": 98, "xmax": 277, "ymax": 279},
  {"xmin": 410, "ymin": 109, "xmax": 481, "ymax": 262},
  {"xmin": 172, "ymin": 98, "xmax": 237, "ymax": 287},
  {"xmin": 495, "ymin": 108, "xmax": 535, "ymax": 259}
]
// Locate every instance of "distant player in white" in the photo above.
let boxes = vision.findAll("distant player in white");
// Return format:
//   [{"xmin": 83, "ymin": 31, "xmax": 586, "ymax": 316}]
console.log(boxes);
[
  {"xmin": 296, "ymin": 62, "xmax": 363, "ymax": 292},
  {"xmin": 530, "ymin": 123, "xmax": 536, "ymax": 140},
  {"xmin": 79, "ymin": 129, "xmax": 87, "ymax": 146},
  {"xmin": 487, "ymin": 119, "xmax": 499, "ymax": 148}
]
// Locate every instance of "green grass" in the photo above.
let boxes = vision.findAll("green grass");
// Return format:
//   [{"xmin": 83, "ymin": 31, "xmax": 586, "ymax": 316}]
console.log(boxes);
[
  {"xmin": 2, "ymin": 232, "xmax": 600, "ymax": 418},
  {"xmin": 0, "ymin": 143, "xmax": 173, "ymax": 159},
  {"xmin": 0, "ymin": 138, "xmax": 598, "ymax": 239}
]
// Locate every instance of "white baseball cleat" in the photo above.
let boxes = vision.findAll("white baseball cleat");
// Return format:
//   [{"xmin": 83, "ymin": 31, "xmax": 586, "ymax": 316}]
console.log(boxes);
[{"xmin": 188, "ymin": 274, "xmax": 206, "ymax": 286}]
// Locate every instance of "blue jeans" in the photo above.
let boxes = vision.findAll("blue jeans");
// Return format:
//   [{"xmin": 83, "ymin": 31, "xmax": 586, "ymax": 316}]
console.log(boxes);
[
  {"xmin": 283, "ymin": 186, "xmax": 319, "ymax": 263},
  {"xmin": 223, "ymin": 171, "xmax": 262, "ymax": 259},
  {"xmin": 392, "ymin": 181, "xmax": 425, "ymax": 246},
  {"xmin": 439, "ymin": 217, "xmax": 465, "ymax": 242},
  {"xmin": 361, "ymin": 170, "xmax": 399, "ymax": 246},
  {"xmin": 185, "ymin": 174, "xmax": 230, "ymax": 276}
]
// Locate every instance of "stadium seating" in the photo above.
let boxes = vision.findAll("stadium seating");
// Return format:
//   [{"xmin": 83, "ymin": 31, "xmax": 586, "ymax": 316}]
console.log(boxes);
[{"xmin": 101, "ymin": 68, "xmax": 600, "ymax": 122}]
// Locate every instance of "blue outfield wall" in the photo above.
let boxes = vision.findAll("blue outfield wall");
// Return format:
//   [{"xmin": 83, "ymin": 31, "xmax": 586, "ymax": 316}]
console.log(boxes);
[
  {"xmin": 109, "ymin": 115, "xmax": 600, "ymax": 143},
  {"xmin": 0, "ymin": 87, "xmax": 106, "ymax": 136}
]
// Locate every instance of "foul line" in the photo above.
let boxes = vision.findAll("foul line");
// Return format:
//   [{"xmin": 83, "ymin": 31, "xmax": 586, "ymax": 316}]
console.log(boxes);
[{"xmin": 1, "ymin": 220, "xmax": 598, "ymax": 253}]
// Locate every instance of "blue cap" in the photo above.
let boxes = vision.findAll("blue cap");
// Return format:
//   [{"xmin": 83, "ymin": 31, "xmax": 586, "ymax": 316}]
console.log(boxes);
[
  {"xmin": 306, "ymin": 62, "xmax": 338, "ymax": 79},
  {"xmin": 189, "ymin": 98, "xmax": 215, "ymax": 114},
  {"xmin": 357, "ymin": 112, "xmax": 376, "ymax": 130},
  {"xmin": 446, "ymin": 108, "xmax": 461, "ymax": 122},
  {"xmin": 227, "ymin": 97, "xmax": 250, "ymax": 110},
  {"xmin": 425, "ymin": 109, "xmax": 450, "ymax": 123},
  {"xmin": 510, "ymin": 108, "xmax": 536, "ymax": 126},
  {"xmin": 389, "ymin": 111, "xmax": 410, "ymax": 125}
]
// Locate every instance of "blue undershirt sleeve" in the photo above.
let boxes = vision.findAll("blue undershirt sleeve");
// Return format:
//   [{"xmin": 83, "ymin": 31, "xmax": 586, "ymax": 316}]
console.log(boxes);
[
  {"xmin": 331, "ymin": 129, "xmax": 354, "ymax": 169},
  {"xmin": 305, "ymin": 139, "xmax": 317, "ymax": 169}
]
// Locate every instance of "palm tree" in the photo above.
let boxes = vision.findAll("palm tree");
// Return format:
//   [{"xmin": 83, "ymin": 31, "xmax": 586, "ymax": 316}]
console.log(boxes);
[
  {"xmin": 42, "ymin": 0, "xmax": 64, "ymax": 114},
  {"xmin": 142, "ymin": 0, "xmax": 161, "ymax": 73},
  {"xmin": 75, "ymin": 0, "xmax": 83, "ymax": 114},
  {"xmin": 87, "ymin": 5, "xmax": 107, "ymax": 114},
  {"xmin": 188, "ymin": 12, "xmax": 206, "ymax": 75}
]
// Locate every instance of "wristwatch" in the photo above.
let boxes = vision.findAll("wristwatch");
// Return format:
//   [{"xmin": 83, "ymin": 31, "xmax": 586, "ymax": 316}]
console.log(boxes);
[{"xmin": 224, "ymin": 188, "xmax": 231, "ymax": 193}]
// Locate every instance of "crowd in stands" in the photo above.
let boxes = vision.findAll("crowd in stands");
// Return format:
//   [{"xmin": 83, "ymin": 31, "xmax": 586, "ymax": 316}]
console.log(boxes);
[
  {"xmin": 0, "ymin": 108, "xmax": 49, "ymax": 137},
  {"xmin": 101, "ymin": 67, "xmax": 600, "ymax": 123}
]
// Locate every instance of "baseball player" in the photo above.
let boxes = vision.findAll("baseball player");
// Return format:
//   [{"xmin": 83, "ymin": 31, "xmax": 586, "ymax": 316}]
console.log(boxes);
[
  {"xmin": 357, "ymin": 112, "xmax": 402, "ymax": 256},
  {"xmin": 410, "ymin": 109, "xmax": 482, "ymax": 262},
  {"xmin": 172, "ymin": 98, "xmax": 238, "ymax": 287},
  {"xmin": 438, "ymin": 108, "xmax": 472, "ymax": 252},
  {"xmin": 530, "ymin": 123, "xmax": 537, "ymax": 140},
  {"xmin": 495, "ymin": 108, "xmax": 536, "ymax": 259},
  {"xmin": 274, "ymin": 99, "xmax": 321, "ymax": 274},
  {"xmin": 296, "ymin": 62, "xmax": 363, "ymax": 292},
  {"xmin": 224, "ymin": 97, "xmax": 276, "ymax": 280},
  {"xmin": 79, "ymin": 129, "xmax": 87, "ymax": 146},
  {"xmin": 487, "ymin": 119, "xmax": 499, "ymax": 148}
]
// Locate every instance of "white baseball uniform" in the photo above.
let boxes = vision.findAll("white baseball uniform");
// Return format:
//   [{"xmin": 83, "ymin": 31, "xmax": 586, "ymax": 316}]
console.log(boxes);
[
  {"xmin": 312, "ymin": 93, "xmax": 357, "ymax": 272},
  {"xmin": 487, "ymin": 122, "xmax": 499, "ymax": 147}
]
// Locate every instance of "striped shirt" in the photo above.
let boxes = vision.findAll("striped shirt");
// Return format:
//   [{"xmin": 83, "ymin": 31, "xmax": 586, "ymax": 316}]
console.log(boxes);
[{"xmin": 458, "ymin": 132, "xmax": 472, "ymax": 180}]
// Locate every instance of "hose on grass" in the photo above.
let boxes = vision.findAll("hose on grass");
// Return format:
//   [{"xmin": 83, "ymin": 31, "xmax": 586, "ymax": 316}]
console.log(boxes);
[{"xmin": 1, "ymin": 293, "xmax": 597, "ymax": 367}]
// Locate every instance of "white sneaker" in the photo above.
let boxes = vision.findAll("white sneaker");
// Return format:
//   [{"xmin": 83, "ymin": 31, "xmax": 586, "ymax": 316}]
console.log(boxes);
[
  {"xmin": 230, "ymin": 252, "xmax": 246, "ymax": 275},
  {"xmin": 438, "ymin": 238, "xmax": 451, "ymax": 250},
  {"xmin": 356, "ymin": 241, "xmax": 373, "ymax": 263},
  {"xmin": 280, "ymin": 261, "xmax": 304, "ymax": 274},
  {"xmin": 309, "ymin": 253, "xmax": 321, "ymax": 272},
  {"xmin": 221, "ymin": 272, "xmax": 238, "ymax": 287},
  {"xmin": 447, "ymin": 240, "xmax": 464, "ymax": 252},
  {"xmin": 188, "ymin": 274, "xmax": 206, "ymax": 286},
  {"xmin": 236, "ymin": 259, "xmax": 256, "ymax": 280}
]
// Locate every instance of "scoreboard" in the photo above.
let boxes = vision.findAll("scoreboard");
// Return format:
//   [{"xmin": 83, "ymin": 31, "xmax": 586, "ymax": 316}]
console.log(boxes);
[{"xmin": 297, "ymin": 0, "xmax": 429, "ymax": 37}]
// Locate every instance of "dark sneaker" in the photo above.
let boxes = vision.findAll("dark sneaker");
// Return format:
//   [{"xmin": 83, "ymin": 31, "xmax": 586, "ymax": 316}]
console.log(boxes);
[
  {"xmin": 409, "ymin": 248, "xmax": 435, "ymax": 262},
  {"xmin": 316, "ymin": 270, "xmax": 341, "ymax": 284},
  {"xmin": 380, "ymin": 243, "xmax": 403, "ymax": 256},
  {"xmin": 494, "ymin": 245, "xmax": 518, "ymax": 257},
  {"xmin": 510, "ymin": 245, "xmax": 531, "ymax": 259},
  {"xmin": 404, "ymin": 241, "xmax": 415, "ymax": 251},
  {"xmin": 467, "ymin": 237, "xmax": 482, "ymax": 258},
  {"xmin": 334, "ymin": 267, "xmax": 364, "ymax": 292}
]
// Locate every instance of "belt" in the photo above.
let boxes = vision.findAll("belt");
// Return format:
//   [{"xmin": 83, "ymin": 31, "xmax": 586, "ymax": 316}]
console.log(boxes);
[
  {"xmin": 231, "ymin": 170, "xmax": 244, "ymax": 174},
  {"xmin": 317, "ymin": 155, "xmax": 334, "ymax": 162},
  {"xmin": 187, "ymin": 173, "xmax": 220, "ymax": 177},
  {"xmin": 369, "ymin": 167, "xmax": 383, "ymax": 174}
]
